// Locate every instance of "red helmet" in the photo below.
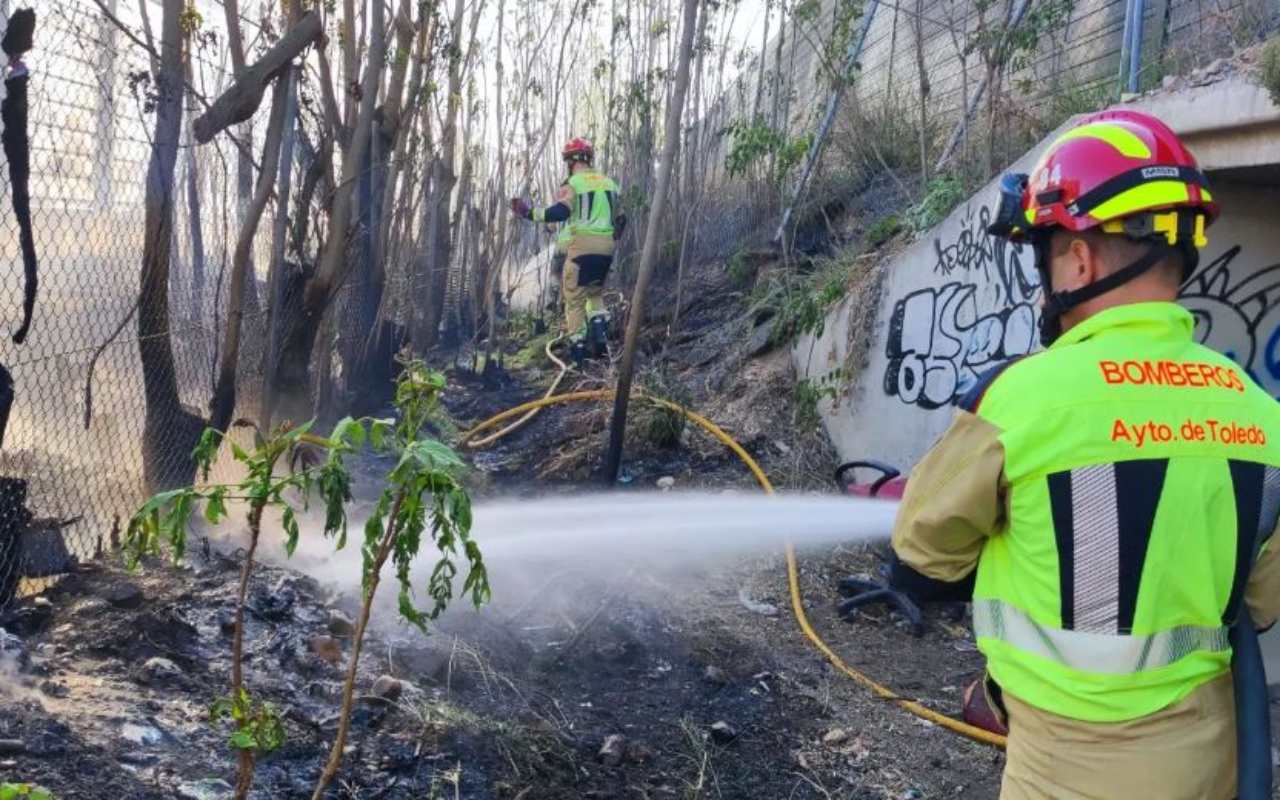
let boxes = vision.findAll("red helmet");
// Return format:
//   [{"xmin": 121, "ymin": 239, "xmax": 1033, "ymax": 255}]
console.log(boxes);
[
  {"xmin": 986, "ymin": 110, "xmax": 1218, "ymax": 347},
  {"xmin": 562, "ymin": 137, "xmax": 594, "ymax": 164},
  {"xmin": 989, "ymin": 109, "xmax": 1216, "ymax": 248}
]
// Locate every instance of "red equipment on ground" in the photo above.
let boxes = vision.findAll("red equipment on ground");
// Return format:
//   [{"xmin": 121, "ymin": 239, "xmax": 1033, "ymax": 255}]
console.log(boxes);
[{"xmin": 834, "ymin": 460, "xmax": 907, "ymax": 499}]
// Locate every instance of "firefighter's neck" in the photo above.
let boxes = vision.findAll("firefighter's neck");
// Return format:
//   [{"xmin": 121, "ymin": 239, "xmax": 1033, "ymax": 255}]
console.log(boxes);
[{"xmin": 1054, "ymin": 237, "xmax": 1179, "ymax": 333}]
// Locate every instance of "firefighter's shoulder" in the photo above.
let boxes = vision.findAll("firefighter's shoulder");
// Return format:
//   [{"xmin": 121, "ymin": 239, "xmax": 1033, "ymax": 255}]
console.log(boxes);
[{"xmin": 954, "ymin": 352, "xmax": 1047, "ymax": 414}]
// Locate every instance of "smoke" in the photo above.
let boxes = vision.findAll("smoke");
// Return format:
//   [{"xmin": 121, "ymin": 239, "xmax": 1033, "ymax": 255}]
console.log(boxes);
[{"xmin": 0, "ymin": 627, "xmax": 37, "ymax": 703}]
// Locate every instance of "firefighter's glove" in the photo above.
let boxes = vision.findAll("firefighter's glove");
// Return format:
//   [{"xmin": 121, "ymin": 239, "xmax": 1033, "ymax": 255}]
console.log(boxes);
[
  {"xmin": 837, "ymin": 566, "xmax": 925, "ymax": 638},
  {"xmin": 510, "ymin": 197, "xmax": 532, "ymax": 219}
]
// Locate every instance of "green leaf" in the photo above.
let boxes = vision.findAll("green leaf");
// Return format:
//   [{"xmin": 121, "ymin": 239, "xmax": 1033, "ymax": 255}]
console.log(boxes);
[
  {"xmin": 281, "ymin": 505, "xmax": 300, "ymax": 557},
  {"xmin": 369, "ymin": 418, "xmax": 395, "ymax": 451},
  {"xmin": 161, "ymin": 491, "xmax": 198, "ymax": 564},
  {"xmin": 404, "ymin": 439, "xmax": 465, "ymax": 474},
  {"xmin": 329, "ymin": 416, "xmax": 366, "ymax": 449},
  {"xmin": 209, "ymin": 696, "xmax": 233, "ymax": 722},
  {"xmin": 204, "ymin": 486, "xmax": 229, "ymax": 524},
  {"xmin": 229, "ymin": 729, "xmax": 257, "ymax": 749},
  {"xmin": 318, "ymin": 456, "xmax": 353, "ymax": 547},
  {"xmin": 192, "ymin": 428, "xmax": 223, "ymax": 481}
]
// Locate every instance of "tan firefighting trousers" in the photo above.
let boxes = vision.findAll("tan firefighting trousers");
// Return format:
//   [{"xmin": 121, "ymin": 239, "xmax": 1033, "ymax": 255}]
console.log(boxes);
[
  {"xmin": 999, "ymin": 673, "xmax": 1236, "ymax": 800},
  {"xmin": 563, "ymin": 233, "xmax": 613, "ymax": 339}
]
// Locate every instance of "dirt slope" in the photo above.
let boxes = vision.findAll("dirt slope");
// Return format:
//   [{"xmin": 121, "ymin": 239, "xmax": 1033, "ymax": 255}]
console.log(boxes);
[{"xmin": 0, "ymin": 256, "xmax": 1009, "ymax": 799}]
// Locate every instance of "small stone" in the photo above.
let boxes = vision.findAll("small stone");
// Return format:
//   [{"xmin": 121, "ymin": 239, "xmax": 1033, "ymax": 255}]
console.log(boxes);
[
  {"xmin": 175, "ymin": 778, "xmax": 235, "ymax": 800},
  {"xmin": 120, "ymin": 722, "xmax": 165, "ymax": 747},
  {"xmin": 656, "ymin": 476, "xmax": 676, "ymax": 490},
  {"xmin": 709, "ymin": 721, "xmax": 737, "ymax": 744},
  {"xmin": 748, "ymin": 317, "xmax": 778, "ymax": 357},
  {"xmin": 104, "ymin": 581, "xmax": 145, "ymax": 609},
  {"xmin": 326, "ymin": 610, "xmax": 356, "ymax": 638},
  {"xmin": 899, "ymin": 790, "xmax": 923, "ymax": 800},
  {"xmin": 822, "ymin": 728, "xmax": 849, "ymax": 746},
  {"xmin": 370, "ymin": 675, "xmax": 403, "ymax": 704},
  {"xmin": 309, "ymin": 635, "xmax": 343, "ymax": 665},
  {"xmin": 32, "ymin": 596, "xmax": 52, "ymax": 608},
  {"xmin": 626, "ymin": 742, "xmax": 655, "ymax": 764},
  {"xmin": 0, "ymin": 739, "xmax": 25, "ymax": 754},
  {"xmin": 703, "ymin": 665, "xmax": 729, "ymax": 685},
  {"xmin": 598, "ymin": 734, "xmax": 626, "ymax": 766},
  {"xmin": 39, "ymin": 680, "xmax": 69, "ymax": 698},
  {"xmin": 135, "ymin": 656, "xmax": 182, "ymax": 686}
]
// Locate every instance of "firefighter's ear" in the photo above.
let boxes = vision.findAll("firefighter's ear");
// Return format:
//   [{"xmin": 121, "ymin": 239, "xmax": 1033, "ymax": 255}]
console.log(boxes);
[{"xmin": 1064, "ymin": 236, "xmax": 1102, "ymax": 291}]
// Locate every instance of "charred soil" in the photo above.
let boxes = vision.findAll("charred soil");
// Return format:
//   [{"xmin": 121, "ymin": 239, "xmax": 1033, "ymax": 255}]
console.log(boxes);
[{"xmin": 1, "ymin": 257, "xmax": 1008, "ymax": 799}]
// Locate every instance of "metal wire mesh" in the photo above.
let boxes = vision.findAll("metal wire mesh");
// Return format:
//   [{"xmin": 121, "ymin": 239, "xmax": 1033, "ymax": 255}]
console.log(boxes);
[
  {"xmin": 690, "ymin": 0, "xmax": 1280, "ymax": 212},
  {"xmin": 0, "ymin": 0, "xmax": 337, "ymax": 603}
]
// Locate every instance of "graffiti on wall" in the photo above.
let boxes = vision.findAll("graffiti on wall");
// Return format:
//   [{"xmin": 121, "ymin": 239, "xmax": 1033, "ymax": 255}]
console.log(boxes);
[
  {"xmin": 883, "ymin": 205, "xmax": 1042, "ymax": 409},
  {"xmin": 1180, "ymin": 246, "xmax": 1280, "ymax": 399},
  {"xmin": 884, "ymin": 225, "xmax": 1280, "ymax": 408}
]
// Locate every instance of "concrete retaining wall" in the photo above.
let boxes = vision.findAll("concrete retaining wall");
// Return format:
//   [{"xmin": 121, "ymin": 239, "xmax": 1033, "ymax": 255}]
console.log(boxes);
[{"xmin": 794, "ymin": 73, "xmax": 1280, "ymax": 469}]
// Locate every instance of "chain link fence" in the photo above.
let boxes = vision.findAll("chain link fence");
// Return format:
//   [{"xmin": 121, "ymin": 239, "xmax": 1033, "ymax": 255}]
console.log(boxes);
[
  {"xmin": 684, "ymin": 0, "xmax": 1279, "ymax": 250},
  {"xmin": 0, "ymin": 0, "xmax": 383, "ymax": 604}
]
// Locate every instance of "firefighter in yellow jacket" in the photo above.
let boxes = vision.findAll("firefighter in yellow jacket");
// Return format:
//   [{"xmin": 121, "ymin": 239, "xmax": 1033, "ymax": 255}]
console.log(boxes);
[
  {"xmin": 842, "ymin": 110, "xmax": 1280, "ymax": 798},
  {"xmin": 512, "ymin": 138, "xmax": 626, "ymax": 365}
]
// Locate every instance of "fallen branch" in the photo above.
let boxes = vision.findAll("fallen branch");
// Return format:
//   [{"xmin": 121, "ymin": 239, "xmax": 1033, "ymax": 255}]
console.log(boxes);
[
  {"xmin": 193, "ymin": 10, "xmax": 322, "ymax": 144},
  {"xmin": 89, "ymin": 0, "xmax": 262, "ymax": 172}
]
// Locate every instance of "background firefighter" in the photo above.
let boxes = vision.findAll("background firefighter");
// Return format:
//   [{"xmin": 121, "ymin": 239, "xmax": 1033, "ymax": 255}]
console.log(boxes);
[{"xmin": 511, "ymin": 137, "xmax": 625, "ymax": 366}]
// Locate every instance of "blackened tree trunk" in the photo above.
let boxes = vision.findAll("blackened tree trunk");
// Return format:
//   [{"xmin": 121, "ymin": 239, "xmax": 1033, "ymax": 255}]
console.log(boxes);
[
  {"xmin": 604, "ymin": 0, "xmax": 699, "ymax": 482},
  {"xmin": 413, "ymin": 0, "xmax": 470, "ymax": 353},
  {"xmin": 139, "ymin": 0, "xmax": 203, "ymax": 492},
  {"xmin": 269, "ymin": 0, "xmax": 388, "ymax": 427},
  {"xmin": 209, "ymin": 72, "xmax": 291, "ymax": 435}
]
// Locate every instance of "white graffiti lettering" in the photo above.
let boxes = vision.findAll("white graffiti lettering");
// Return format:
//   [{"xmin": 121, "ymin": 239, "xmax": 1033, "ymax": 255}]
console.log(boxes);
[{"xmin": 884, "ymin": 205, "xmax": 1042, "ymax": 409}]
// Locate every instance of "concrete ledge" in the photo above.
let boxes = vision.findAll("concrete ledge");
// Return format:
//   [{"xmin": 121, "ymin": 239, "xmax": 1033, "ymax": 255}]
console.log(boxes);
[{"xmin": 1127, "ymin": 75, "xmax": 1280, "ymax": 172}]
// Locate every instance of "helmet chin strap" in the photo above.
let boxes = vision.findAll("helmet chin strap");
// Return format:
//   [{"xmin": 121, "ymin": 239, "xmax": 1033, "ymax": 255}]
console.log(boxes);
[{"xmin": 1036, "ymin": 241, "xmax": 1174, "ymax": 347}]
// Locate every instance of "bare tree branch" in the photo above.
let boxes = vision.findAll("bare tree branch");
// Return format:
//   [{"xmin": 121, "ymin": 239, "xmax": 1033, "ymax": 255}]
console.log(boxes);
[{"xmin": 193, "ymin": 10, "xmax": 323, "ymax": 144}]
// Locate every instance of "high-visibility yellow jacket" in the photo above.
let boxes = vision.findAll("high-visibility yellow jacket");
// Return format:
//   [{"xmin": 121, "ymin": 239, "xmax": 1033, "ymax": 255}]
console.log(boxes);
[{"xmin": 892, "ymin": 301, "xmax": 1280, "ymax": 723}]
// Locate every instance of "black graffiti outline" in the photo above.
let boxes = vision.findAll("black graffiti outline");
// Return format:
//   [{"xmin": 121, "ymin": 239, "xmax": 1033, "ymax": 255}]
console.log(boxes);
[
  {"xmin": 1179, "ymin": 245, "xmax": 1280, "ymax": 392},
  {"xmin": 932, "ymin": 204, "xmax": 1041, "ymax": 309}
]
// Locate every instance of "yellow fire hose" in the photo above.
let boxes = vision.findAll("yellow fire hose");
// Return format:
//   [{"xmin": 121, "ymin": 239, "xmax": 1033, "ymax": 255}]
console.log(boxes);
[
  {"xmin": 459, "ymin": 390, "xmax": 1008, "ymax": 749},
  {"xmin": 463, "ymin": 335, "xmax": 569, "ymax": 449}
]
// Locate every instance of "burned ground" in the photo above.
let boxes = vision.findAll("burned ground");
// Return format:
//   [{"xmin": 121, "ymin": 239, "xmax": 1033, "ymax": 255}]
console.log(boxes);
[{"xmin": 2, "ymin": 257, "xmax": 1008, "ymax": 799}]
